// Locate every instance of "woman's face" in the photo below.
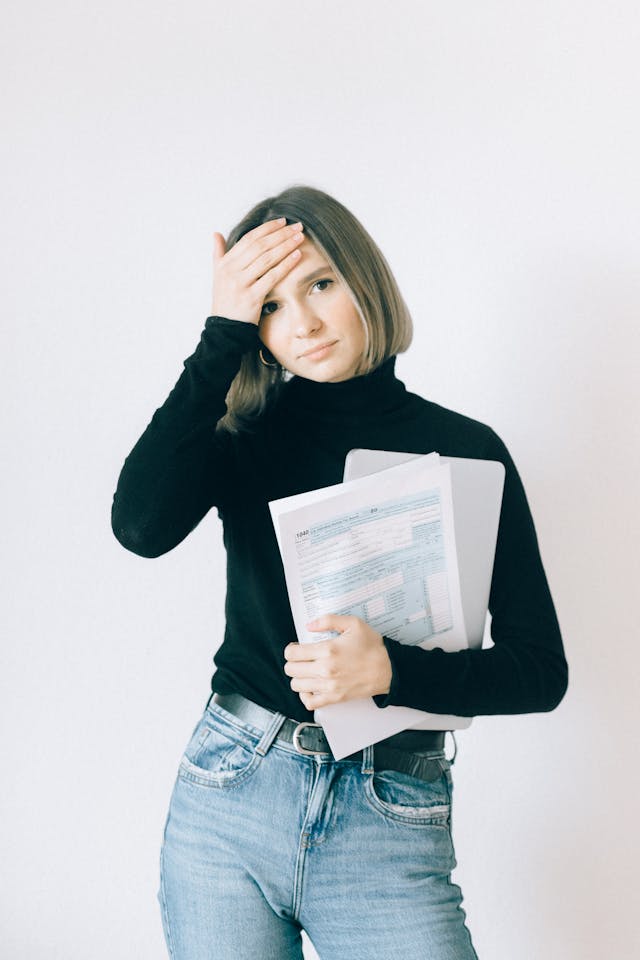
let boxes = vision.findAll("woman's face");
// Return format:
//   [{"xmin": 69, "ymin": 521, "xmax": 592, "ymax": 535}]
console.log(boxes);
[{"xmin": 258, "ymin": 237, "xmax": 367, "ymax": 382}]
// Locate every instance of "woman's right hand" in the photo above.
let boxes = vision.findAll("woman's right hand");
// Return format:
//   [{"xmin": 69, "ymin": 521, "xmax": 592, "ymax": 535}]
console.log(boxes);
[{"xmin": 210, "ymin": 218, "xmax": 306, "ymax": 326}]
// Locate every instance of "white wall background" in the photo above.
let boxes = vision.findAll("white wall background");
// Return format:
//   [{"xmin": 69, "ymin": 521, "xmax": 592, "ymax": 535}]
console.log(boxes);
[{"xmin": 2, "ymin": 2, "xmax": 639, "ymax": 957}]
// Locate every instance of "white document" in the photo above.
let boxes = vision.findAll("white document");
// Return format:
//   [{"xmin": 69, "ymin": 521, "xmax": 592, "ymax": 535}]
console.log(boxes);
[
  {"xmin": 344, "ymin": 451, "xmax": 505, "ymax": 651},
  {"xmin": 269, "ymin": 455, "xmax": 468, "ymax": 759}
]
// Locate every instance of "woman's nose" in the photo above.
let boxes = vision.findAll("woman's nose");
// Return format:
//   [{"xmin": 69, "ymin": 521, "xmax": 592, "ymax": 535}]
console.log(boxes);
[{"xmin": 292, "ymin": 305, "xmax": 322, "ymax": 338}]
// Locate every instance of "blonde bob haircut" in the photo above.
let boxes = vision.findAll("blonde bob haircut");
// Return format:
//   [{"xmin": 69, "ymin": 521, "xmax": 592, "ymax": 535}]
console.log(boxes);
[{"xmin": 216, "ymin": 183, "xmax": 413, "ymax": 434}]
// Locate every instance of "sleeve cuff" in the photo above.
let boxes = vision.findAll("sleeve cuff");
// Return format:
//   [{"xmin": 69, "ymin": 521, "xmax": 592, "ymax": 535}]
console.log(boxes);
[
  {"xmin": 204, "ymin": 315, "xmax": 261, "ymax": 347},
  {"xmin": 372, "ymin": 635, "xmax": 403, "ymax": 709}
]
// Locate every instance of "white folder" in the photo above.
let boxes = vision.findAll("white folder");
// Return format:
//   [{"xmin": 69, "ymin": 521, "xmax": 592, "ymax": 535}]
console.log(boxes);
[
  {"xmin": 310, "ymin": 450, "xmax": 505, "ymax": 757},
  {"xmin": 344, "ymin": 450, "xmax": 505, "ymax": 652}
]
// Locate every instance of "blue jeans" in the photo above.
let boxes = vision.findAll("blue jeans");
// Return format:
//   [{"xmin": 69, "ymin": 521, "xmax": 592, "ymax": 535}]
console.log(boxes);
[{"xmin": 157, "ymin": 696, "xmax": 479, "ymax": 959}]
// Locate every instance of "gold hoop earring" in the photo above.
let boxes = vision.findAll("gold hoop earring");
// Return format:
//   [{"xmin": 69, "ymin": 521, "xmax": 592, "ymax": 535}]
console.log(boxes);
[{"xmin": 259, "ymin": 347, "xmax": 279, "ymax": 368}]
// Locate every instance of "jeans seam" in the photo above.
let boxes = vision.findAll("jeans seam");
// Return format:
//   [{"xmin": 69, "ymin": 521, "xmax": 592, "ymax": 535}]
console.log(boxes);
[{"xmin": 159, "ymin": 841, "xmax": 175, "ymax": 958}]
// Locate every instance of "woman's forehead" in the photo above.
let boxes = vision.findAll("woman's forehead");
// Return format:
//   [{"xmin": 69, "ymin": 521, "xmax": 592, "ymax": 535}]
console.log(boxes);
[{"xmin": 264, "ymin": 239, "xmax": 334, "ymax": 300}]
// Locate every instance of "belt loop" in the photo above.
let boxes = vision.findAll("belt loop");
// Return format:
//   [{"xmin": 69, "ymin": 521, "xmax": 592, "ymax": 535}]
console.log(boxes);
[
  {"xmin": 361, "ymin": 743, "xmax": 375, "ymax": 775},
  {"xmin": 446, "ymin": 731, "xmax": 458, "ymax": 765},
  {"xmin": 255, "ymin": 710, "xmax": 288, "ymax": 757}
]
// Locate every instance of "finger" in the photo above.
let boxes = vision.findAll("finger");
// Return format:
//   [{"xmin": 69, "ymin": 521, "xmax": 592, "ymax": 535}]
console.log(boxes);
[
  {"xmin": 254, "ymin": 239, "xmax": 306, "ymax": 293},
  {"xmin": 306, "ymin": 614, "xmax": 351, "ymax": 632},
  {"xmin": 291, "ymin": 676, "xmax": 328, "ymax": 693},
  {"xmin": 211, "ymin": 232, "xmax": 227, "ymax": 265},
  {"xmin": 230, "ymin": 219, "xmax": 302, "ymax": 271},
  {"xmin": 242, "ymin": 229, "xmax": 305, "ymax": 294},
  {"xmin": 212, "ymin": 218, "xmax": 290, "ymax": 275},
  {"xmin": 286, "ymin": 657, "xmax": 331, "ymax": 681},
  {"xmin": 301, "ymin": 690, "xmax": 331, "ymax": 710},
  {"xmin": 284, "ymin": 641, "xmax": 329, "ymax": 661},
  {"xmin": 299, "ymin": 691, "xmax": 315, "ymax": 709},
  {"xmin": 229, "ymin": 224, "xmax": 305, "ymax": 282},
  {"xmin": 237, "ymin": 217, "xmax": 289, "ymax": 247}
]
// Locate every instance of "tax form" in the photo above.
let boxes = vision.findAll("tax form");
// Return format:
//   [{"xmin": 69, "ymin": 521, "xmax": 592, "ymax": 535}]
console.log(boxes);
[{"xmin": 268, "ymin": 455, "xmax": 469, "ymax": 759}]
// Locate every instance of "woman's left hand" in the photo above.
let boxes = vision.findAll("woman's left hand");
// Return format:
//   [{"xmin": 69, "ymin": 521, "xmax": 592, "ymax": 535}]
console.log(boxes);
[{"xmin": 283, "ymin": 614, "xmax": 392, "ymax": 711}]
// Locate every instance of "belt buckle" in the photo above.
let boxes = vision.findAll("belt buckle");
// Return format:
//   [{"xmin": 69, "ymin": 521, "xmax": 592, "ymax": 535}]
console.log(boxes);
[{"xmin": 292, "ymin": 721, "xmax": 328, "ymax": 756}]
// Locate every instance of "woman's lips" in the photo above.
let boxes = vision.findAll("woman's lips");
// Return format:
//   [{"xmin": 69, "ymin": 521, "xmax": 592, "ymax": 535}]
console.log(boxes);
[{"xmin": 301, "ymin": 340, "xmax": 338, "ymax": 360}]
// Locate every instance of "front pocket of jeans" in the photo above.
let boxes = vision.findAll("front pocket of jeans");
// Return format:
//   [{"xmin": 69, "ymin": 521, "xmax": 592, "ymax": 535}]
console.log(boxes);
[
  {"xmin": 178, "ymin": 716, "xmax": 261, "ymax": 788},
  {"xmin": 364, "ymin": 761, "xmax": 451, "ymax": 825}
]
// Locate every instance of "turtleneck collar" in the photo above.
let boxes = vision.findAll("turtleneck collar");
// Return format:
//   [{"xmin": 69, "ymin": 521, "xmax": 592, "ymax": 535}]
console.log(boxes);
[{"xmin": 280, "ymin": 355, "xmax": 408, "ymax": 418}]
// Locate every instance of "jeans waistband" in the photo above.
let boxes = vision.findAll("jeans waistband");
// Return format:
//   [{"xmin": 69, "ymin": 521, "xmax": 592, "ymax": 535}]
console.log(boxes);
[{"xmin": 209, "ymin": 691, "xmax": 453, "ymax": 783}]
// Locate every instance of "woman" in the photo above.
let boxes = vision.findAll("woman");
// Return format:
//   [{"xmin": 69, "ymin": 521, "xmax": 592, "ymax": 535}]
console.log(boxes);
[{"xmin": 111, "ymin": 184, "xmax": 568, "ymax": 960}]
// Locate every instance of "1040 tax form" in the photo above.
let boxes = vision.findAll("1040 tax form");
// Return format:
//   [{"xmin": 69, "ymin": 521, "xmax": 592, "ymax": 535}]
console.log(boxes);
[{"xmin": 269, "ymin": 453, "xmax": 476, "ymax": 759}]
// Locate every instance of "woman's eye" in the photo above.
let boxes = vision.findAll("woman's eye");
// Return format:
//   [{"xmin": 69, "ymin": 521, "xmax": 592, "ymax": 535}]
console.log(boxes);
[{"xmin": 260, "ymin": 279, "xmax": 333, "ymax": 316}]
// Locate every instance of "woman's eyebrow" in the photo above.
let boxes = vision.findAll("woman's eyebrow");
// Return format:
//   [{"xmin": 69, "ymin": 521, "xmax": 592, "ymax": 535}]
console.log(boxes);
[{"xmin": 265, "ymin": 265, "xmax": 334, "ymax": 300}]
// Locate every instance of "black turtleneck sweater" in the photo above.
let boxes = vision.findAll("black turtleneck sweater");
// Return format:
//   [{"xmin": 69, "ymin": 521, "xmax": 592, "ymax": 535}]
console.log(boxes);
[{"xmin": 111, "ymin": 316, "xmax": 568, "ymax": 723}]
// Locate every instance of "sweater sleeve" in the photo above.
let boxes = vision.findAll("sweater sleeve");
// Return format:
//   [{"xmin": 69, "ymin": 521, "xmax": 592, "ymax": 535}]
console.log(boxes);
[
  {"xmin": 372, "ymin": 430, "xmax": 568, "ymax": 716},
  {"xmin": 110, "ymin": 315, "xmax": 260, "ymax": 558}
]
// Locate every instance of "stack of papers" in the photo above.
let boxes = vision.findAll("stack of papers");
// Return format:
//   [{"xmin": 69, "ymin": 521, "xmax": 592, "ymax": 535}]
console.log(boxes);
[{"xmin": 268, "ymin": 450, "xmax": 504, "ymax": 759}]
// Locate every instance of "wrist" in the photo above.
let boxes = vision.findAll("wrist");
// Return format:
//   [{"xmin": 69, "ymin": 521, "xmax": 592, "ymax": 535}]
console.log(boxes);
[{"xmin": 374, "ymin": 642, "xmax": 393, "ymax": 697}]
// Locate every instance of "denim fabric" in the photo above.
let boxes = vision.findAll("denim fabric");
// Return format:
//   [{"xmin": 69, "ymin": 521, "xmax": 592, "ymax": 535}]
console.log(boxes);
[{"xmin": 158, "ymin": 696, "xmax": 479, "ymax": 960}]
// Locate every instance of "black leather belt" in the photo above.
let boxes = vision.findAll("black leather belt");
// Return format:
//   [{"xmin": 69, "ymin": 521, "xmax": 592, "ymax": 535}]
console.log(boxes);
[{"xmin": 211, "ymin": 692, "xmax": 450, "ymax": 783}]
